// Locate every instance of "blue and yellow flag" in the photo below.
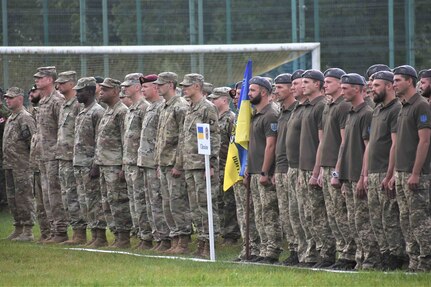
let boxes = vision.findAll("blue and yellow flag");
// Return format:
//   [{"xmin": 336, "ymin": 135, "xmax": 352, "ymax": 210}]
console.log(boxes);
[{"xmin": 223, "ymin": 60, "xmax": 252, "ymax": 191}]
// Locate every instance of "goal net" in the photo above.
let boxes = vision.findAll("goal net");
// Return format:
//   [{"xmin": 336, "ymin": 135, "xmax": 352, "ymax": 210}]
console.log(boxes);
[{"xmin": 0, "ymin": 43, "xmax": 320, "ymax": 90}]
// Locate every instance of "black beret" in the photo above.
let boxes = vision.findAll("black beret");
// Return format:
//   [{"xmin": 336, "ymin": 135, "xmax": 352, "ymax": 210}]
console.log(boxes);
[
  {"xmin": 291, "ymin": 69, "xmax": 305, "ymax": 81},
  {"xmin": 302, "ymin": 69, "xmax": 324, "ymax": 82},
  {"xmin": 324, "ymin": 68, "xmax": 346, "ymax": 79},
  {"xmin": 393, "ymin": 65, "xmax": 417, "ymax": 79},
  {"xmin": 94, "ymin": 76, "xmax": 104, "ymax": 84},
  {"xmin": 274, "ymin": 73, "xmax": 292, "ymax": 84},
  {"xmin": 372, "ymin": 71, "xmax": 394, "ymax": 83},
  {"xmin": 234, "ymin": 81, "xmax": 242, "ymax": 90},
  {"xmin": 419, "ymin": 69, "xmax": 431, "ymax": 79},
  {"xmin": 366, "ymin": 64, "xmax": 391, "ymax": 80},
  {"xmin": 249, "ymin": 76, "xmax": 272, "ymax": 92},
  {"xmin": 341, "ymin": 73, "xmax": 366, "ymax": 86}
]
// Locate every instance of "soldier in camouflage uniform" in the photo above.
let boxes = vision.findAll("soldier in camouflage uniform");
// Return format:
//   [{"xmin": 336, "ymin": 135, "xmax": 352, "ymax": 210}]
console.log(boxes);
[
  {"xmin": 272, "ymin": 73, "xmax": 298, "ymax": 265},
  {"xmin": 0, "ymin": 89, "xmax": 10, "ymax": 210},
  {"xmin": 393, "ymin": 65, "xmax": 431, "ymax": 272},
  {"xmin": 28, "ymin": 86, "xmax": 51, "ymax": 241},
  {"xmin": 202, "ymin": 82, "xmax": 214, "ymax": 98},
  {"xmin": 3, "ymin": 87, "xmax": 36, "ymax": 241},
  {"xmin": 120, "ymin": 73, "xmax": 149, "ymax": 240},
  {"xmin": 366, "ymin": 71, "xmax": 405, "ymax": 270},
  {"xmin": 207, "ymin": 87, "xmax": 240, "ymax": 245},
  {"xmin": 55, "ymin": 71, "xmax": 87, "ymax": 245},
  {"xmin": 319, "ymin": 68, "xmax": 356, "ymax": 270},
  {"xmin": 338, "ymin": 73, "xmax": 380, "ymax": 270},
  {"xmin": 180, "ymin": 73, "xmax": 220, "ymax": 258},
  {"xmin": 246, "ymin": 76, "xmax": 282, "ymax": 264},
  {"xmin": 137, "ymin": 74, "xmax": 170, "ymax": 251},
  {"xmin": 95, "ymin": 77, "xmax": 132, "ymax": 248},
  {"xmin": 34, "ymin": 66, "xmax": 69, "ymax": 243},
  {"xmin": 73, "ymin": 77, "xmax": 107, "ymax": 247},
  {"xmin": 154, "ymin": 72, "xmax": 192, "ymax": 255}
]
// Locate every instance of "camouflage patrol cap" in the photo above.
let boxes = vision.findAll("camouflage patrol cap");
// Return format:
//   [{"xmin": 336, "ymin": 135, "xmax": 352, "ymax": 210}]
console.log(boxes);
[
  {"xmin": 154, "ymin": 72, "xmax": 178, "ymax": 85},
  {"xmin": 366, "ymin": 64, "xmax": 390, "ymax": 80},
  {"xmin": 341, "ymin": 73, "xmax": 366, "ymax": 86},
  {"xmin": 121, "ymin": 73, "xmax": 143, "ymax": 87},
  {"xmin": 393, "ymin": 65, "xmax": 417, "ymax": 79},
  {"xmin": 33, "ymin": 66, "xmax": 57, "ymax": 78},
  {"xmin": 207, "ymin": 87, "xmax": 231, "ymax": 99},
  {"xmin": 203, "ymin": 82, "xmax": 214, "ymax": 95},
  {"xmin": 100, "ymin": 77, "xmax": 121, "ymax": 88},
  {"xmin": 372, "ymin": 71, "xmax": 394, "ymax": 83},
  {"xmin": 179, "ymin": 73, "xmax": 204, "ymax": 86},
  {"xmin": 55, "ymin": 71, "xmax": 77, "ymax": 83},
  {"xmin": 302, "ymin": 69, "xmax": 324, "ymax": 82},
  {"xmin": 4, "ymin": 87, "xmax": 24, "ymax": 98},
  {"xmin": 274, "ymin": 73, "xmax": 292, "ymax": 84},
  {"xmin": 73, "ymin": 77, "xmax": 97, "ymax": 90}
]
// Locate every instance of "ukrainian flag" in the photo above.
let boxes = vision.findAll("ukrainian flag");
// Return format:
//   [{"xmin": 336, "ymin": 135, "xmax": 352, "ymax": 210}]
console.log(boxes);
[
  {"xmin": 223, "ymin": 60, "xmax": 252, "ymax": 191},
  {"xmin": 197, "ymin": 126, "xmax": 205, "ymax": 139}
]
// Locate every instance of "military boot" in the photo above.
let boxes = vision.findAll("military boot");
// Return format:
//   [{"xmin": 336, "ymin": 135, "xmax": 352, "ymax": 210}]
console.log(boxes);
[
  {"xmin": 164, "ymin": 236, "xmax": 179, "ymax": 254},
  {"xmin": 45, "ymin": 232, "xmax": 68, "ymax": 244},
  {"xmin": 136, "ymin": 240, "xmax": 153, "ymax": 250},
  {"xmin": 155, "ymin": 240, "xmax": 171, "ymax": 252},
  {"xmin": 110, "ymin": 232, "xmax": 119, "ymax": 247},
  {"xmin": 62, "ymin": 229, "xmax": 87, "ymax": 245},
  {"xmin": 12, "ymin": 226, "xmax": 34, "ymax": 242},
  {"xmin": 193, "ymin": 239, "xmax": 206, "ymax": 257},
  {"xmin": 201, "ymin": 240, "xmax": 210, "ymax": 258},
  {"xmin": 112, "ymin": 232, "xmax": 131, "ymax": 248},
  {"xmin": 171, "ymin": 235, "xmax": 190, "ymax": 255},
  {"xmin": 7, "ymin": 225, "xmax": 23, "ymax": 240},
  {"xmin": 86, "ymin": 229, "xmax": 97, "ymax": 246},
  {"xmin": 89, "ymin": 229, "xmax": 108, "ymax": 248}
]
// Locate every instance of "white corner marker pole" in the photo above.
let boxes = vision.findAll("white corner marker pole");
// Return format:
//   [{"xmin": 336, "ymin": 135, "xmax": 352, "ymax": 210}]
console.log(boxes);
[{"xmin": 196, "ymin": 123, "xmax": 215, "ymax": 261}]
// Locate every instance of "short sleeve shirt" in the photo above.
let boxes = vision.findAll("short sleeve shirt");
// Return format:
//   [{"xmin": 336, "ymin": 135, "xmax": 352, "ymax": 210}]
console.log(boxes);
[
  {"xmin": 285, "ymin": 103, "xmax": 305, "ymax": 168},
  {"xmin": 368, "ymin": 99, "xmax": 401, "ymax": 173},
  {"xmin": 248, "ymin": 102, "xmax": 279, "ymax": 175},
  {"xmin": 275, "ymin": 101, "xmax": 297, "ymax": 173},
  {"xmin": 339, "ymin": 102, "xmax": 373, "ymax": 182},
  {"xmin": 299, "ymin": 95, "xmax": 325, "ymax": 171},
  {"xmin": 395, "ymin": 93, "xmax": 431, "ymax": 174},
  {"xmin": 320, "ymin": 97, "xmax": 351, "ymax": 167}
]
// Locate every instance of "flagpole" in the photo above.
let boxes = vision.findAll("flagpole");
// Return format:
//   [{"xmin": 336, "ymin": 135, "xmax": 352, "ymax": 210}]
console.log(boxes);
[{"xmin": 245, "ymin": 180, "xmax": 250, "ymax": 260}]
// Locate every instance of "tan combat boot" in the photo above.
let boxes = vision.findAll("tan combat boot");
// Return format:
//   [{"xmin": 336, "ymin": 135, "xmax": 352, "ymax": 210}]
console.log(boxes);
[
  {"xmin": 12, "ymin": 226, "xmax": 34, "ymax": 242},
  {"xmin": 89, "ymin": 229, "xmax": 108, "ymax": 248},
  {"xmin": 7, "ymin": 225, "xmax": 23, "ymax": 240},
  {"xmin": 62, "ymin": 229, "xmax": 87, "ymax": 245},
  {"xmin": 156, "ymin": 240, "xmax": 171, "ymax": 252},
  {"xmin": 44, "ymin": 232, "xmax": 68, "ymax": 244},
  {"xmin": 171, "ymin": 235, "xmax": 190, "ymax": 255},
  {"xmin": 86, "ymin": 229, "xmax": 97, "ymax": 246},
  {"xmin": 164, "ymin": 236, "xmax": 179, "ymax": 254},
  {"xmin": 112, "ymin": 232, "xmax": 131, "ymax": 248}
]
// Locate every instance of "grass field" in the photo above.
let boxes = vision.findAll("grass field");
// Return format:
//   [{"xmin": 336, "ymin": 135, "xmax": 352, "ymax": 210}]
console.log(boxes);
[{"xmin": 0, "ymin": 210, "xmax": 430, "ymax": 286}]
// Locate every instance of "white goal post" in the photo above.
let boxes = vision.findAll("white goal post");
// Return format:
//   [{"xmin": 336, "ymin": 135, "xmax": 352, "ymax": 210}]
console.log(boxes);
[{"xmin": 0, "ymin": 43, "xmax": 320, "ymax": 89}]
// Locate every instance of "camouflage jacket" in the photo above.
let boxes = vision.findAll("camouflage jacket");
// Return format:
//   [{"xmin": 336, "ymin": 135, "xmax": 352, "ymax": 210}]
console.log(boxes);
[
  {"xmin": 95, "ymin": 100, "xmax": 128, "ymax": 166},
  {"xmin": 218, "ymin": 109, "xmax": 235, "ymax": 169},
  {"xmin": 2, "ymin": 108, "xmax": 36, "ymax": 170},
  {"xmin": 122, "ymin": 98, "xmax": 149, "ymax": 165},
  {"xmin": 155, "ymin": 95, "xmax": 188, "ymax": 169},
  {"xmin": 182, "ymin": 97, "xmax": 220, "ymax": 170},
  {"xmin": 28, "ymin": 105, "xmax": 41, "ymax": 171},
  {"xmin": 73, "ymin": 101, "xmax": 105, "ymax": 167},
  {"xmin": 36, "ymin": 89, "xmax": 65, "ymax": 161},
  {"xmin": 137, "ymin": 99, "xmax": 164, "ymax": 168},
  {"xmin": 56, "ymin": 97, "xmax": 81, "ymax": 161}
]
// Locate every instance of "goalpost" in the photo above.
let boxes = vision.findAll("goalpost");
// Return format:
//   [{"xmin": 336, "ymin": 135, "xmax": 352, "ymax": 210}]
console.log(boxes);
[{"xmin": 0, "ymin": 43, "xmax": 320, "ymax": 89}]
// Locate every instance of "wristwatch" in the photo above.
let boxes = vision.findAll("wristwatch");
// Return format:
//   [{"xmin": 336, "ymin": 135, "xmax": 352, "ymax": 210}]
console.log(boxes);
[
  {"xmin": 260, "ymin": 171, "xmax": 267, "ymax": 176},
  {"xmin": 331, "ymin": 170, "xmax": 339, "ymax": 178}
]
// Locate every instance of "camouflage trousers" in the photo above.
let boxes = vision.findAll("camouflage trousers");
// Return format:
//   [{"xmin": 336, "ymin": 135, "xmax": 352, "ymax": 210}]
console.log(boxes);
[
  {"xmin": 233, "ymin": 181, "xmax": 260, "ymax": 258},
  {"xmin": 368, "ymin": 172, "xmax": 405, "ymax": 257},
  {"xmin": 125, "ymin": 165, "xmax": 152, "ymax": 240},
  {"xmin": 33, "ymin": 171, "xmax": 50, "ymax": 237},
  {"xmin": 99, "ymin": 165, "xmax": 132, "ymax": 233},
  {"xmin": 395, "ymin": 171, "xmax": 431, "ymax": 271},
  {"xmin": 346, "ymin": 181, "xmax": 381, "ymax": 268},
  {"xmin": 322, "ymin": 167, "xmax": 356, "ymax": 261},
  {"xmin": 218, "ymin": 170, "xmax": 240, "ymax": 240},
  {"xmin": 74, "ymin": 166, "xmax": 106, "ymax": 230},
  {"xmin": 287, "ymin": 168, "xmax": 308, "ymax": 262},
  {"xmin": 185, "ymin": 169, "xmax": 219, "ymax": 241},
  {"xmin": 250, "ymin": 174, "xmax": 282, "ymax": 259},
  {"xmin": 141, "ymin": 167, "xmax": 169, "ymax": 241},
  {"xmin": 39, "ymin": 160, "xmax": 68, "ymax": 234},
  {"xmin": 302, "ymin": 170, "xmax": 336, "ymax": 262},
  {"xmin": 297, "ymin": 170, "xmax": 322, "ymax": 263},
  {"xmin": 274, "ymin": 172, "xmax": 296, "ymax": 252},
  {"xmin": 59, "ymin": 160, "xmax": 86, "ymax": 230},
  {"xmin": 0, "ymin": 167, "xmax": 6, "ymax": 208},
  {"xmin": 159, "ymin": 166, "xmax": 191, "ymax": 237},
  {"xmin": 5, "ymin": 169, "xmax": 35, "ymax": 227}
]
